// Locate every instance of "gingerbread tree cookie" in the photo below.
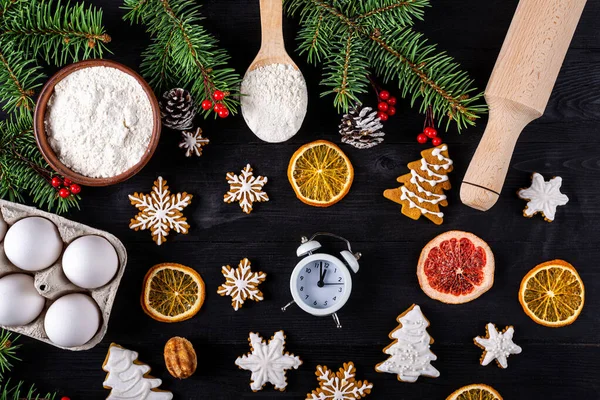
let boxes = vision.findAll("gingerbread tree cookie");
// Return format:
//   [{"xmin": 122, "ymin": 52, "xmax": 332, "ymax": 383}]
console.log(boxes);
[
  {"xmin": 307, "ymin": 362, "xmax": 372, "ymax": 399},
  {"xmin": 218, "ymin": 258, "xmax": 266, "ymax": 310},
  {"xmin": 103, "ymin": 343, "xmax": 173, "ymax": 400},
  {"xmin": 384, "ymin": 144, "xmax": 453, "ymax": 225},
  {"xmin": 375, "ymin": 304, "xmax": 440, "ymax": 382}
]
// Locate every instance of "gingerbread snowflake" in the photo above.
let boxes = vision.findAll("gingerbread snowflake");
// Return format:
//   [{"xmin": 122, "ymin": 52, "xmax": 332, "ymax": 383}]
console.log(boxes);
[
  {"xmin": 307, "ymin": 362, "xmax": 372, "ymax": 400},
  {"xmin": 224, "ymin": 164, "xmax": 268, "ymax": 214},
  {"xmin": 518, "ymin": 172, "xmax": 569, "ymax": 222},
  {"xmin": 179, "ymin": 127, "xmax": 209, "ymax": 157},
  {"xmin": 474, "ymin": 323, "xmax": 522, "ymax": 369},
  {"xmin": 128, "ymin": 177, "xmax": 192, "ymax": 245},
  {"xmin": 217, "ymin": 258, "xmax": 266, "ymax": 311},
  {"xmin": 235, "ymin": 330, "xmax": 302, "ymax": 392}
]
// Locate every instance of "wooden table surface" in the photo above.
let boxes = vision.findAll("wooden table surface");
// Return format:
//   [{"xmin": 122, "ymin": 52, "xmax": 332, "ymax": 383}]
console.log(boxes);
[{"xmin": 8, "ymin": 0, "xmax": 600, "ymax": 398}]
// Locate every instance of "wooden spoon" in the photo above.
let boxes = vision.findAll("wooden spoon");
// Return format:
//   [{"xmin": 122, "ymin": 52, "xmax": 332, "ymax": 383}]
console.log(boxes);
[{"xmin": 247, "ymin": 0, "xmax": 298, "ymax": 71}]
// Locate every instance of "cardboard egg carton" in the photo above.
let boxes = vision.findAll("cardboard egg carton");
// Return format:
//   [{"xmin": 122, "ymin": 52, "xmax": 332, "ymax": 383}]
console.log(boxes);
[{"xmin": 0, "ymin": 200, "xmax": 127, "ymax": 351}]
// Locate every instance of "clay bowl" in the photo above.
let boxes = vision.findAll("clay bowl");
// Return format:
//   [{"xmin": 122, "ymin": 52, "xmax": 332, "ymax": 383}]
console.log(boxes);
[{"xmin": 33, "ymin": 59, "xmax": 161, "ymax": 187}]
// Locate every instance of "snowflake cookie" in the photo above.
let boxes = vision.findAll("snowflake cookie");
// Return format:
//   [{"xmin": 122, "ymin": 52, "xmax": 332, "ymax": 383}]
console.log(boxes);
[
  {"xmin": 375, "ymin": 304, "xmax": 440, "ymax": 382},
  {"xmin": 224, "ymin": 164, "xmax": 268, "ymax": 214},
  {"xmin": 235, "ymin": 330, "xmax": 302, "ymax": 392},
  {"xmin": 307, "ymin": 362, "xmax": 373, "ymax": 400},
  {"xmin": 474, "ymin": 323, "xmax": 522, "ymax": 369},
  {"xmin": 518, "ymin": 172, "xmax": 569, "ymax": 222},
  {"xmin": 129, "ymin": 177, "xmax": 192, "ymax": 245},
  {"xmin": 217, "ymin": 258, "xmax": 266, "ymax": 310},
  {"xmin": 179, "ymin": 127, "xmax": 209, "ymax": 157}
]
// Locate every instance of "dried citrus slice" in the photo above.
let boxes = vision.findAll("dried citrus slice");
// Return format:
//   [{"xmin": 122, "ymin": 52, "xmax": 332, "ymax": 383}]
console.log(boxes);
[
  {"xmin": 141, "ymin": 263, "xmax": 205, "ymax": 323},
  {"xmin": 519, "ymin": 259, "xmax": 584, "ymax": 327},
  {"xmin": 288, "ymin": 140, "xmax": 353, "ymax": 207},
  {"xmin": 417, "ymin": 231, "xmax": 495, "ymax": 304},
  {"xmin": 446, "ymin": 384, "xmax": 503, "ymax": 400}
]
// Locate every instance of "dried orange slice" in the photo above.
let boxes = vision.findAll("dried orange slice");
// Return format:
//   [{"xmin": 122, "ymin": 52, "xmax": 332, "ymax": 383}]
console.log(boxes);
[
  {"xmin": 141, "ymin": 263, "xmax": 205, "ymax": 323},
  {"xmin": 519, "ymin": 259, "xmax": 584, "ymax": 327},
  {"xmin": 287, "ymin": 140, "xmax": 353, "ymax": 207},
  {"xmin": 446, "ymin": 384, "xmax": 502, "ymax": 400}
]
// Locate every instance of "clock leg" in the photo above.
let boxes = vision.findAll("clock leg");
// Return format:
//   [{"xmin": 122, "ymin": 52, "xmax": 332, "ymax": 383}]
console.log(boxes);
[
  {"xmin": 332, "ymin": 313, "xmax": 342, "ymax": 329},
  {"xmin": 281, "ymin": 300, "xmax": 295, "ymax": 312}
]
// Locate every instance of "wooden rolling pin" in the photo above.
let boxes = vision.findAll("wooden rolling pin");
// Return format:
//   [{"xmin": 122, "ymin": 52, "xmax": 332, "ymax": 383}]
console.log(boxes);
[{"xmin": 460, "ymin": 0, "xmax": 587, "ymax": 211}]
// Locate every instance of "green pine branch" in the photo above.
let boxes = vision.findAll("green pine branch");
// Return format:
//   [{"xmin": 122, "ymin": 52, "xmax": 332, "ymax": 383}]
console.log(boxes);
[
  {"xmin": 0, "ymin": 0, "xmax": 111, "ymax": 66},
  {"xmin": 0, "ymin": 115, "xmax": 80, "ymax": 214},
  {"xmin": 0, "ymin": 46, "xmax": 44, "ymax": 116},
  {"xmin": 285, "ymin": 0, "xmax": 486, "ymax": 130},
  {"xmin": 0, "ymin": 331, "xmax": 20, "ymax": 378},
  {"xmin": 123, "ymin": 0, "xmax": 241, "ymax": 115},
  {"xmin": 0, "ymin": 380, "xmax": 56, "ymax": 400}
]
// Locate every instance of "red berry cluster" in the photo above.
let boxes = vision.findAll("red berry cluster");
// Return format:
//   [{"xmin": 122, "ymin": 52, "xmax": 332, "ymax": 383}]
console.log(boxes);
[
  {"xmin": 376, "ymin": 90, "xmax": 397, "ymax": 122},
  {"xmin": 200, "ymin": 90, "xmax": 230, "ymax": 118},
  {"xmin": 51, "ymin": 177, "xmax": 81, "ymax": 199},
  {"xmin": 417, "ymin": 127, "xmax": 442, "ymax": 146}
]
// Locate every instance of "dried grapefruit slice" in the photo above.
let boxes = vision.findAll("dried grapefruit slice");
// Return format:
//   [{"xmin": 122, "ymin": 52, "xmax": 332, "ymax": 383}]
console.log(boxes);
[
  {"xmin": 417, "ymin": 231, "xmax": 494, "ymax": 304},
  {"xmin": 519, "ymin": 259, "xmax": 584, "ymax": 327},
  {"xmin": 287, "ymin": 140, "xmax": 353, "ymax": 207},
  {"xmin": 446, "ymin": 384, "xmax": 503, "ymax": 400},
  {"xmin": 141, "ymin": 263, "xmax": 205, "ymax": 323}
]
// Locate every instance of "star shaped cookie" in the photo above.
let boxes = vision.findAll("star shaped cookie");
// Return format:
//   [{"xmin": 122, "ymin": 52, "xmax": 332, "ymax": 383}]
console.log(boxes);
[{"xmin": 518, "ymin": 173, "xmax": 568, "ymax": 222}]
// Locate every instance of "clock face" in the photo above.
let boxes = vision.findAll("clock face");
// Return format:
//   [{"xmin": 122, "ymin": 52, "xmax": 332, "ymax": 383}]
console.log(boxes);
[{"xmin": 290, "ymin": 254, "xmax": 352, "ymax": 316}]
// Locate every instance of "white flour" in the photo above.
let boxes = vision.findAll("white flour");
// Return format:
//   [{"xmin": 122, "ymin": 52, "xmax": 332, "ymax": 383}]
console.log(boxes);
[
  {"xmin": 45, "ymin": 66, "xmax": 153, "ymax": 178},
  {"xmin": 241, "ymin": 63, "xmax": 308, "ymax": 143}
]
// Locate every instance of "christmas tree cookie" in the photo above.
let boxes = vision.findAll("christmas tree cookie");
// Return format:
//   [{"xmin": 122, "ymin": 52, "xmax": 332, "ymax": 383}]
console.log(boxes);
[
  {"xmin": 384, "ymin": 144, "xmax": 453, "ymax": 225},
  {"xmin": 375, "ymin": 304, "xmax": 440, "ymax": 382},
  {"xmin": 103, "ymin": 343, "xmax": 173, "ymax": 400}
]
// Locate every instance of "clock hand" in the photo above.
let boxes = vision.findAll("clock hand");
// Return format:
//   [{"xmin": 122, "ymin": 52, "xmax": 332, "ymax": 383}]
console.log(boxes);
[
  {"xmin": 323, "ymin": 282, "xmax": 344, "ymax": 286},
  {"xmin": 318, "ymin": 264, "xmax": 327, "ymax": 288}
]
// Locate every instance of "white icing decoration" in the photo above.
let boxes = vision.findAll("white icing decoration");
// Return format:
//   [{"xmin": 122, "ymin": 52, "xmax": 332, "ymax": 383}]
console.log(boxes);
[
  {"xmin": 235, "ymin": 330, "xmax": 302, "ymax": 391},
  {"xmin": 474, "ymin": 323, "xmax": 522, "ymax": 369},
  {"xmin": 518, "ymin": 173, "xmax": 569, "ymax": 221},
  {"xmin": 400, "ymin": 187, "xmax": 444, "ymax": 218},
  {"xmin": 103, "ymin": 345, "xmax": 173, "ymax": 400},
  {"xmin": 376, "ymin": 305, "xmax": 440, "ymax": 382},
  {"xmin": 409, "ymin": 172, "xmax": 447, "ymax": 204}
]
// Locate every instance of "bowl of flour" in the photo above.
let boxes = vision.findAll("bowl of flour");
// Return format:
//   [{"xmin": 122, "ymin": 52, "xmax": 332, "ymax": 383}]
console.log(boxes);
[{"xmin": 34, "ymin": 59, "xmax": 161, "ymax": 186}]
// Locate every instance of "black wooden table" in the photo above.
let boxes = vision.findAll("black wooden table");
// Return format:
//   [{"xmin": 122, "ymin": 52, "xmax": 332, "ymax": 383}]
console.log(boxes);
[{"xmin": 9, "ymin": 0, "xmax": 600, "ymax": 398}]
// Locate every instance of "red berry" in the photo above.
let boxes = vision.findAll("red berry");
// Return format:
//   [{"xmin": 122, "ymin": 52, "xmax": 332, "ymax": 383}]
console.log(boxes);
[
  {"xmin": 424, "ymin": 127, "xmax": 437, "ymax": 138},
  {"xmin": 51, "ymin": 177, "xmax": 62, "ymax": 188},
  {"xmin": 387, "ymin": 96, "xmax": 397, "ymax": 106},
  {"xmin": 387, "ymin": 106, "xmax": 396, "ymax": 116},
  {"xmin": 213, "ymin": 103, "xmax": 224, "ymax": 112},
  {"xmin": 377, "ymin": 101, "xmax": 389, "ymax": 112},
  {"xmin": 61, "ymin": 397, "xmax": 70, "ymax": 400},
  {"xmin": 201, "ymin": 99, "xmax": 213, "ymax": 110},
  {"xmin": 213, "ymin": 90, "xmax": 224, "ymax": 101},
  {"xmin": 63, "ymin": 178, "xmax": 72, "ymax": 186},
  {"xmin": 377, "ymin": 111, "xmax": 389, "ymax": 121},
  {"xmin": 58, "ymin": 188, "xmax": 70, "ymax": 198},
  {"xmin": 218, "ymin": 108, "xmax": 229, "ymax": 118},
  {"xmin": 432, "ymin": 137, "xmax": 443, "ymax": 146},
  {"xmin": 379, "ymin": 90, "xmax": 390, "ymax": 100},
  {"xmin": 69, "ymin": 184, "xmax": 81, "ymax": 195},
  {"xmin": 417, "ymin": 133, "xmax": 428, "ymax": 144}
]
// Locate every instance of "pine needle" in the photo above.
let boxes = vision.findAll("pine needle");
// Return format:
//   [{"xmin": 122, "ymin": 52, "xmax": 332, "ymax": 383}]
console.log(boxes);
[
  {"xmin": 285, "ymin": 0, "xmax": 486, "ymax": 131},
  {"xmin": 0, "ymin": 331, "xmax": 19, "ymax": 377},
  {"xmin": 0, "ymin": 380, "xmax": 56, "ymax": 400}
]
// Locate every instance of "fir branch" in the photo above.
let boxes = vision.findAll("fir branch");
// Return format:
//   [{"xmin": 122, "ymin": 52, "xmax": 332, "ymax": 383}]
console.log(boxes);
[
  {"xmin": 0, "ymin": 116, "xmax": 80, "ymax": 214},
  {"xmin": 123, "ymin": 0, "xmax": 241, "ymax": 115},
  {"xmin": 0, "ymin": 47, "xmax": 44, "ymax": 116},
  {"xmin": 0, "ymin": 0, "xmax": 111, "ymax": 66},
  {"xmin": 285, "ymin": 0, "xmax": 485, "ymax": 130},
  {"xmin": 0, "ymin": 331, "xmax": 20, "ymax": 378},
  {"xmin": 0, "ymin": 380, "xmax": 56, "ymax": 400}
]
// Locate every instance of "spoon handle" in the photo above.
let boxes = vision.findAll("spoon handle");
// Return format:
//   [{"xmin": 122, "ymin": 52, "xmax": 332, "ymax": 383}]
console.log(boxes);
[{"xmin": 259, "ymin": 0, "xmax": 285, "ymax": 52}]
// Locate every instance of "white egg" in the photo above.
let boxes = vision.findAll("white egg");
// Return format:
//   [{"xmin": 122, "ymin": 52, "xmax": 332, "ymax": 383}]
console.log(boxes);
[
  {"xmin": 4, "ymin": 217, "xmax": 63, "ymax": 271},
  {"xmin": 0, "ymin": 274, "xmax": 45, "ymax": 326},
  {"xmin": 44, "ymin": 293, "xmax": 101, "ymax": 347},
  {"xmin": 62, "ymin": 235, "xmax": 119, "ymax": 289},
  {"xmin": 0, "ymin": 217, "xmax": 7, "ymax": 242}
]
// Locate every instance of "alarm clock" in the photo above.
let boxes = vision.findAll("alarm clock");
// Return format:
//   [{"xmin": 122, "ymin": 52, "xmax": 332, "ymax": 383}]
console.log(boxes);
[{"xmin": 282, "ymin": 233, "xmax": 361, "ymax": 328}]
